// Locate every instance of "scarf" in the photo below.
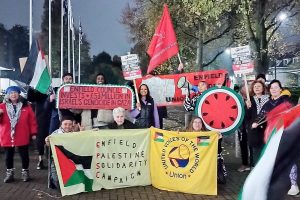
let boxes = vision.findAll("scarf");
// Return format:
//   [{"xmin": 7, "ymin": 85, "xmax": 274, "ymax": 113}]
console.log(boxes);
[
  {"xmin": 6, "ymin": 102, "xmax": 23, "ymax": 140},
  {"xmin": 253, "ymin": 95, "xmax": 269, "ymax": 114}
]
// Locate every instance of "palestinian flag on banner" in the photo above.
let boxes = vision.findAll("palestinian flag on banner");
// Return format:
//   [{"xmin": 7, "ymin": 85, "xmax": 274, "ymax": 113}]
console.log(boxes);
[
  {"xmin": 197, "ymin": 136, "xmax": 210, "ymax": 146},
  {"xmin": 18, "ymin": 40, "xmax": 51, "ymax": 94},
  {"xmin": 54, "ymin": 145, "xmax": 93, "ymax": 191},
  {"xmin": 154, "ymin": 132, "xmax": 164, "ymax": 142},
  {"xmin": 239, "ymin": 104, "xmax": 300, "ymax": 200}
]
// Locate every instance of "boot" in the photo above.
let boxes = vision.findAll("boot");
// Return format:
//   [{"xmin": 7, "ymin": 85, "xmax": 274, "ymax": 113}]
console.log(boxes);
[
  {"xmin": 37, "ymin": 160, "xmax": 45, "ymax": 170},
  {"xmin": 21, "ymin": 169, "xmax": 30, "ymax": 182},
  {"xmin": 3, "ymin": 169, "xmax": 14, "ymax": 183},
  {"xmin": 288, "ymin": 185, "xmax": 300, "ymax": 196}
]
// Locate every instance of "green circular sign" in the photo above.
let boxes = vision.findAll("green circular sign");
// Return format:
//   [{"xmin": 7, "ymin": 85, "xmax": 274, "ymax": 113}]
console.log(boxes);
[{"xmin": 195, "ymin": 86, "xmax": 245, "ymax": 136}]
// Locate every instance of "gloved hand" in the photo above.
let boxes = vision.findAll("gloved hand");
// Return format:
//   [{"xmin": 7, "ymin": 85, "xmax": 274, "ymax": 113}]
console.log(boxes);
[{"xmin": 191, "ymin": 86, "xmax": 199, "ymax": 93}]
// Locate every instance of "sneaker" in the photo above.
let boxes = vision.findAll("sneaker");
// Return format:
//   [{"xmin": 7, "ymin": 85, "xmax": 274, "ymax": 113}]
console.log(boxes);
[
  {"xmin": 288, "ymin": 185, "xmax": 300, "ymax": 196},
  {"xmin": 21, "ymin": 169, "xmax": 30, "ymax": 182},
  {"xmin": 237, "ymin": 165, "xmax": 251, "ymax": 172},
  {"xmin": 37, "ymin": 160, "xmax": 45, "ymax": 170},
  {"xmin": 3, "ymin": 169, "xmax": 14, "ymax": 183}
]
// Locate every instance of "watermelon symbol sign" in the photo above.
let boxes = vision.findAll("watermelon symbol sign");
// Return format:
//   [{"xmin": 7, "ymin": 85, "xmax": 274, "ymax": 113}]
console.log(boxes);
[{"xmin": 195, "ymin": 86, "xmax": 245, "ymax": 136}]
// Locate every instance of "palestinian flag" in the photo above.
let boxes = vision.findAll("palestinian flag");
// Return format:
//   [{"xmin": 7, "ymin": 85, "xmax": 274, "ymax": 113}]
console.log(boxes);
[
  {"xmin": 18, "ymin": 40, "xmax": 51, "ymax": 94},
  {"xmin": 197, "ymin": 136, "xmax": 210, "ymax": 146},
  {"xmin": 154, "ymin": 132, "xmax": 164, "ymax": 142},
  {"xmin": 239, "ymin": 105, "xmax": 300, "ymax": 200},
  {"xmin": 55, "ymin": 145, "xmax": 93, "ymax": 191}
]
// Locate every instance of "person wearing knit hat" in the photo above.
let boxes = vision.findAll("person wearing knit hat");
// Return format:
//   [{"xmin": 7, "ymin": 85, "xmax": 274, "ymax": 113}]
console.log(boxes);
[
  {"xmin": 0, "ymin": 85, "xmax": 37, "ymax": 183},
  {"xmin": 255, "ymin": 74, "xmax": 266, "ymax": 84},
  {"xmin": 5, "ymin": 86, "xmax": 21, "ymax": 94}
]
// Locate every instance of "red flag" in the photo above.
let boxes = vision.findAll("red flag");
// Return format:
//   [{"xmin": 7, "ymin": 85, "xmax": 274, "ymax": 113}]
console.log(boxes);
[{"xmin": 147, "ymin": 4, "xmax": 179, "ymax": 73}]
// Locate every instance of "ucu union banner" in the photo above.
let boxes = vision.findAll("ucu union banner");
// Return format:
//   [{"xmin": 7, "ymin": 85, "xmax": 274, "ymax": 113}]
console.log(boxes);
[
  {"xmin": 50, "ymin": 128, "xmax": 218, "ymax": 196},
  {"xmin": 150, "ymin": 128, "xmax": 218, "ymax": 195}
]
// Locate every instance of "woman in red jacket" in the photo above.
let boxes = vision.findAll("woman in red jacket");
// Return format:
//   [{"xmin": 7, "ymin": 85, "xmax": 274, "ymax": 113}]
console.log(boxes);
[{"xmin": 0, "ymin": 86, "xmax": 37, "ymax": 183}]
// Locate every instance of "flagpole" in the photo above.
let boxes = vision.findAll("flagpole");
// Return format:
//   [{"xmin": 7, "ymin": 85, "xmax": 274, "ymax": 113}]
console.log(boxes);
[
  {"xmin": 29, "ymin": 0, "xmax": 32, "ymax": 51},
  {"xmin": 49, "ymin": 0, "xmax": 52, "ymax": 76},
  {"xmin": 78, "ymin": 20, "xmax": 81, "ymax": 83},
  {"xmin": 67, "ymin": 0, "xmax": 70, "ymax": 73},
  {"xmin": 72, "ymin": 28, "xmax": 75, "ymax": 82},
  {"xmin": 60, "ymin": 0, "xmax": 64, "ymax": 83},
  {"xmin": 177, "ymin": 53, "xmax": 182, "ymax": 64}
]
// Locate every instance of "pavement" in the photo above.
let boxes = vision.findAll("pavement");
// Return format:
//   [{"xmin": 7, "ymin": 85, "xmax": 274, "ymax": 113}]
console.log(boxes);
[{"xmin": 0, "ymin": 107, "xmax": 299, "ymax": 200}]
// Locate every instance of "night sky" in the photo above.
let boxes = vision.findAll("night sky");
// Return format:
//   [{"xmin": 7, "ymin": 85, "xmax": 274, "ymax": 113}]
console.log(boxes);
[{"xmin": 0, "ymin": 0, "xmax": 132, "ymax": 56}]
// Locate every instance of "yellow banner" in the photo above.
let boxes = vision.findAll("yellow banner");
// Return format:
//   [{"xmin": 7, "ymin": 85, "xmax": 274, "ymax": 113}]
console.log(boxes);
[{"xmin": 150, "ymin": 127, "xmax": 218, "ymax": 195}]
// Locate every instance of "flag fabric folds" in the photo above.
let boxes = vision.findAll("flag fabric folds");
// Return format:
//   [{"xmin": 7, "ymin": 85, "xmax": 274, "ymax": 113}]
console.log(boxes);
[
  {"xmin": 147, "ymin": 4, "xmax": 179, "ymax": 74},
  {"xmin": 150, "ymin": 128, "xmax": 218, "ymax": 195},
  {"xmin": 55, "ymin": 145, "xmax": 93, "ymax": 191},
  {"xmin": 239, "ymin": 105, "xmax": 300, "ymax": 200},
  {"xmin": 50, "ymin": 129, "xmax": 151, "ymax": 196},
  {"xmin": 239, "ymin": 125, "xmax": 284, "ymax": 200},
  {"xmin": 18, "ymin": 41, "xmax": 51, "ymax": 94}
]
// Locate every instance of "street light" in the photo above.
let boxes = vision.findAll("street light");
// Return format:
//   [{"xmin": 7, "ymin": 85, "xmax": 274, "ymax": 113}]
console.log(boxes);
[
  {"xmin": 225, "ymin": 48, "xmax": 231, "ymax": 54},
  {"xmin": 273, "ymin": 12, "xmax": 288, "ymax": 79},
  {"xmin": 278, "ymin": 12, "xmax": 287, "ymax": 21}
]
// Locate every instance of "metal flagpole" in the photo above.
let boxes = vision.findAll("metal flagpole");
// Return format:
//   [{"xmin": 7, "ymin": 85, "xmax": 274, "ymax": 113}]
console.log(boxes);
[
  {"xmin": 78, "ymin": 19, "xmax": 81, "ymax": 83},
  {"xmin": 29, "ymin": 0, "xmax": 32, "ymax": 50},
  {"xmin": 49, "ymin": 0, "xmax": 52, "ymax": 75},
  {"xmin": 72, "ymin": 24, "xmax": 75, "ymax": 82},
  {"xmin": 67, "ymin": 0, "xmax": 70, "ymax": 73},
  {"xmin": 60, "ymin": 0, "xmax": 64, "ymax": 82}
]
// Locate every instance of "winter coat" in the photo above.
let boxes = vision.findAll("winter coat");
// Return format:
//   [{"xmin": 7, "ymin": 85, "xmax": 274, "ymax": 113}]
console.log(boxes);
[
  {"xmin": 136, "ymin": 98, "xmax": 155, "ymax": 128},
  {"xmin": 246, "ymin": 95, "xmax": 269, "ymax": 148},
  {"xmin": 0, "ymin": 99, "xmax": 38, "ymax": 147},
  {"xmin": 108, "ymin": 119, "xmax": 137, "ymax": 129}
]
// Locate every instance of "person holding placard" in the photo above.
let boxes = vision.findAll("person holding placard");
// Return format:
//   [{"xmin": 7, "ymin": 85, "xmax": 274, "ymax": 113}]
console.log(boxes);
[
  {"xmin": 80, "ymin": 73, "xmax": 113, "ymax": 130},
  {"xmin": 131, "ymin": 84, "xmax": 160, "ymax": 128}
]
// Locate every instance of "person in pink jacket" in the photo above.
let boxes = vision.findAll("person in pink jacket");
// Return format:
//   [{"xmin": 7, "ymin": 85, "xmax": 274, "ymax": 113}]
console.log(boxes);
[{"xmin": 0, "ymin": 86, "xmax": 38, "ymax": 183}]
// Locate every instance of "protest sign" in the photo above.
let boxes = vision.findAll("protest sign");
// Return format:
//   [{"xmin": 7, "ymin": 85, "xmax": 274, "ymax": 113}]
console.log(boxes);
[
  {"xmin": 120, "ymin": 54, "xmax": 142, "ymax": 80},
  {"xmin": 150, "ymin": 128, "xmax": 218, "ymax": 195},
  {"xmin": 135, "ymin": 70, "xmax": 228, "ymax": 106},
  {"xmin": 57, "ymin": 84, "xmax": 134, "ymax": 110},
  {"xmin": 195, "ymin": 87, "xmax": 245, "ymax": 135},
  {"xmin": 50, "ymin": 129, "xmax": 151, "ymax": 196},
  {"xmin": 231, "ymin": 45, "xmax": 254, "ymax": 75}
]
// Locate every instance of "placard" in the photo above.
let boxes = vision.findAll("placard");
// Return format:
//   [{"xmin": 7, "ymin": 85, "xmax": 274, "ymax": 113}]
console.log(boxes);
[
  {"xmin": 56, "ymin": 84, "xmax": 134, "ymax": 110},
  {"xmin": 121, "ymin": 54, "xmax": 142, "ymax": 80},
  {"xmin": 231, "ymin": 45, "xmax": 254, "ymax": 75}
]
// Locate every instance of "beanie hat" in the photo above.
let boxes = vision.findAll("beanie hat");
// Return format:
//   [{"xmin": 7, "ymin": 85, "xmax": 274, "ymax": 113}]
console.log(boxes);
[
  {"xmin": 255, "ymin": 74, "xmax": 266, "ymax": 81},
  {"xmin": 6, "ymin": 86, "xmax": 21, "ymax": 94}
]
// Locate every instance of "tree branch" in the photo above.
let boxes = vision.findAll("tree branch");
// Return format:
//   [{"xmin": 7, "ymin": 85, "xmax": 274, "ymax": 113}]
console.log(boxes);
[
  {"xmin": 182, "ymin": 30, "xmax": 198, "ymax": 39},
  {"xmin": 244, "ymin": 0, "xmax": 256, "ymax": 42},
  {"xmin": 203, "ymin": 51, "xmax": 224, "ymax": 67},
  {"xmin": 203, "ymin": 25, "xmax": 231, "ymax": 45},
  {"xmin": 203, "ymin": 40, "xmax": 234, "ymax": 67},
  {"xmin": 267, "ymin": 11, "xmax": 299, "ymax": 42}
]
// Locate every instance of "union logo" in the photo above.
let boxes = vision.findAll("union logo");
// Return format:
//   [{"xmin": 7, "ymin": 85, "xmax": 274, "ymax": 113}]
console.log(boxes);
[{"xmin": 168, "ymin": 144, "xmax": 190, "ymax": 168}]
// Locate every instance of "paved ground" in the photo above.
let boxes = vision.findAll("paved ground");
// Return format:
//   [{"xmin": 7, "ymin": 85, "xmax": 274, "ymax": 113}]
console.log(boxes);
[{"xmin": 0, "ymin": 107, "xmax": 299, "ymax": 199}]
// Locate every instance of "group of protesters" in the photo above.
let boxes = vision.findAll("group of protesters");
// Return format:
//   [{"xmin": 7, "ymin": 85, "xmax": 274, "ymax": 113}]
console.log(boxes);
[
  {"xmin": 0, "ymin": 69, "xmax": 299, "ymax": 198},
  {"xmin": 235, "ymin": 74, "xmax": 299, "ymax": 197},
  {"xmin": 0, "ymin": 72, "xmax": 161, "ymax": 186}
]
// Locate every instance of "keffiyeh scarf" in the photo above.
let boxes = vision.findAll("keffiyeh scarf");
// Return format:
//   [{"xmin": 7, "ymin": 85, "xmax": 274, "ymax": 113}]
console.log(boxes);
[
  {"xmin": 6, "ymin": 102, "xmax": 23, "ymax": 139},
  {"xmin": 253, "ymin": 95, "xmax": 269, "ymax": 114}
]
